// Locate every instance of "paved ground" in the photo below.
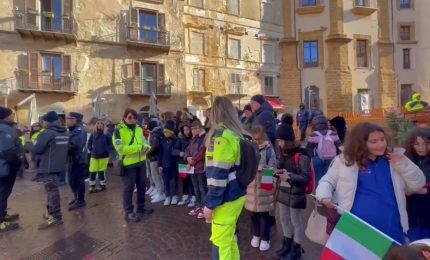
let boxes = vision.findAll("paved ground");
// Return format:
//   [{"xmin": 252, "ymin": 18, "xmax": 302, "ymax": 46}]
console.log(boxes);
[{"xmin": 0, "ymin": 168, "xmax": 322, "ymax": 260}]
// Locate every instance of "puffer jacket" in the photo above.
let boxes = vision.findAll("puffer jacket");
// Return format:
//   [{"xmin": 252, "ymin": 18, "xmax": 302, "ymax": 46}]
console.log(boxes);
[
  {"xmin": 277, "ymin": 147, "xmax": 311, "ymax": 209},
  {"xmin": 316, "ymin": 153, "xmax": 426, "ymax": 232},
  {"xmin": 245, "ymin": 142, "xmax": 277, "ymax": 212}
]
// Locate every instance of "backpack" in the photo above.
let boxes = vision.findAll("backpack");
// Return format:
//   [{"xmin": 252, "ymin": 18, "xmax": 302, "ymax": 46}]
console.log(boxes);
[
  {"xmin": 314, "ymin": 130, "xmax": 337, "ymax": 160},
  {"xmin": 236, "ymin": 135, "xmax": 261, "ymax": 188},
  {"xmin": 293, "ymin": 153, "xmax": 316, "ymax": 194}
]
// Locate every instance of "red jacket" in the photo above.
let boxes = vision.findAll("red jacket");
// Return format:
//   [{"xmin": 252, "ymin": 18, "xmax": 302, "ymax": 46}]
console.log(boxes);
[{"xmin": 184, "ymin": 131, "xmax": 206, "ymax": 174}]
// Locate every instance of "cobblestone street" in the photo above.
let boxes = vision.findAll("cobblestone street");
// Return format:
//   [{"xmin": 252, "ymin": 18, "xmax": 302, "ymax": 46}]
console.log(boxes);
[{"xmin": 0, "ymin": 168, "xmax": 322, "ymax": 260}]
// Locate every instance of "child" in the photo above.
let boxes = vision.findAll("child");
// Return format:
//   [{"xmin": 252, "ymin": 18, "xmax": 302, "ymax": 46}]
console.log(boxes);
[
  {"xmin": 88, "ymin": 119, "xmax": 112, "ymax": 192},
  {"xmin": 175, "ymin": 125, "xmax": 195, "ymax": 206},
  {"xmin": 185, "ymin": 120, "xmax": 207, "ymax": 218},
  {"xmin": 274, "ymin": 122, "xmax": 311, "ymax": 259},
  {"xmin": 316, "ymin": 123, "xmax": 425, "ymax": 245},
  {"xmin": 404, "ymin": 127, "xmax": 430, "ymax": 241},
  {"xmin": 245, "ymin": 126, "xmax": 276, "ymax": 252},
  {"xmin": 307, "ymin": 115, "xmax": 341, "ymax": 182},
  {"xmin": 158, "ymin": 120, "xmax": 180, "ymax": 206}
]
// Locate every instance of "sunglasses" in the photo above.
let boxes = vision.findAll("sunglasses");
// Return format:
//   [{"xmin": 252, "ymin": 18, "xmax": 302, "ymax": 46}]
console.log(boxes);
[{"xmin": 126, "ymin": 115, "xmax": 137, "ymax": 120}]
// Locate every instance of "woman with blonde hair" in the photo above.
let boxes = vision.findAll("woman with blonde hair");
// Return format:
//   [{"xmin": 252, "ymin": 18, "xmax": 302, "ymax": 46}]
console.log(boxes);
[{"xmin": 203, "ymin": 96, "xmax": 248, "ymax": 260}]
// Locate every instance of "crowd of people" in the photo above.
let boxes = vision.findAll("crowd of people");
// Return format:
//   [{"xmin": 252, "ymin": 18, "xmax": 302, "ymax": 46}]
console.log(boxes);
[{"xmin": 0, "ymin": 93, "xmax": 429, "ymax": 260}]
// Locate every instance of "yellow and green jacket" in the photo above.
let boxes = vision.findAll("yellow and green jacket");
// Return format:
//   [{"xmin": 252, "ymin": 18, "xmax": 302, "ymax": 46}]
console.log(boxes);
[
  {"xmin": 113, "ymin": 121, "xmax": 151, "ymax": 168},
  {"xmin": 405, "ymin": 93, "xmax": 429, "ymax": 112},
  {"xmin": 205, "ymin": 124, "xmax": 246, "ymax": 209},
  {"xmin": 31, "ymin": 129, "xmax": 44, "ymax": 144}
]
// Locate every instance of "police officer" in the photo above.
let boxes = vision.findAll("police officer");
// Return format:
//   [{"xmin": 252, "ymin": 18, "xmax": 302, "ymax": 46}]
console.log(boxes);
[
  {"xmin": 296, "ymin": 104, "xmax": 309, "ymax": 142},
  {"xmin": 66, "ymin": 112, "xmax": 88, "ymax": 211},
  {"xmin": 25, "ymin": 111, "xmax": 69, "ymax": 229},
  {"xmin": 0, "ymin": 107, "xmax": 23, "ymax": 233},
  {"xmin": 405, "ymin": 92, "xmax": 429, "ymax": 112}
]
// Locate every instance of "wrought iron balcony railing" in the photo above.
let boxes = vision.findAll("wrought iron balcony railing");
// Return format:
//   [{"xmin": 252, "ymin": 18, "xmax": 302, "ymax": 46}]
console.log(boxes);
[
  {"xmin": 14, "ymin": 11, "xmax": 77, "ymax": 36},
  {"xmin": 126, "ymin": 79, "xmax": 171, "ymax": 96}
]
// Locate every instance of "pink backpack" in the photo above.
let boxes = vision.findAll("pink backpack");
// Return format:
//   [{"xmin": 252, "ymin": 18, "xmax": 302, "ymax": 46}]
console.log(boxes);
[{"xmin": 314, "ymin": 131, "xmax": 337, "ymax": 160}]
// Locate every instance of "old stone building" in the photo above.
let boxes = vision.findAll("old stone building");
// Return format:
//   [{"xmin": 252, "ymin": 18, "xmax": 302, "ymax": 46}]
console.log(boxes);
[{"xmin": 0, "ymin": 0, "xmax": 429, "ymax": 123}]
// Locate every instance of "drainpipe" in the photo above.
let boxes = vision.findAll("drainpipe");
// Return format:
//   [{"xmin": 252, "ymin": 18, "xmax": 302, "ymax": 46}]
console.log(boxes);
[
  {"xmin": 390, "ymin": 0, "xmax": 400, "ymax": 108},
  {"xmin": 294, "ymin": 0, "xmax": 303, "ymax": 103}
]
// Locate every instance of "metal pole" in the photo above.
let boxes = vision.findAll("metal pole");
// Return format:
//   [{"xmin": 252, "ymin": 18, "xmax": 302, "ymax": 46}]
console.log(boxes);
[{"xmin": 5, "ymin": 95, "xmax": 7, "ymax": 107}]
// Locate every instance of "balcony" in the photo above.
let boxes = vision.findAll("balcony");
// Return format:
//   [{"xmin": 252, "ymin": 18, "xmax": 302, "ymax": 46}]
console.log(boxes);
[
  {"xmin": 126, "ymin": 79, "xmax": 171, "ymax": 97},
  {"xmin": 351, "ymin": 0, "xmax": 378, "ymax": 16},
  {"xmin": 16, "ymin": 72, "xmax": 77, "ymax": 94},
  {"xmin": 14, "ymin": 11, "xmax": 77, "ymax": 42},
  {"xmin": 126, "ymin": 27, "xmax": 170, "ymax": 50},
  {"xmin": 226, "ymin": 83, "xmax": 246, "ymax": 100}
]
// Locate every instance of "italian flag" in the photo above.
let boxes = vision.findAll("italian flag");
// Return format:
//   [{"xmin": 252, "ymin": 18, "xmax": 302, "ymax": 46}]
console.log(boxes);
[
  {"xmin": 260, "ymin": 168, "xmax": 273, "ymax": 191},
  {"xmin": 321, "ymin": 211, "xmax": 400, "ymax": 260},
  {"xmin": 178, "ymin": 164, "xmax": 193, "ymax": 179}
]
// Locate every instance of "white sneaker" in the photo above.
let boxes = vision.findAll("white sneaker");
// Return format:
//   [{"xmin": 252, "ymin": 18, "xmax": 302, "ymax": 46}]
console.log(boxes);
[
  {"xmin": 85, "ymin": 178, "xmax": 90, "ymax": 182},
  {"xmin": 163, "ymin": 197, "xmax": 171, "ymax": 206},
  {"xmin": 187, "ymin": 196, "xmax": 196, "ymax": 208},
  {"xmin": 171, "ymin": 195, "xmax": 179, "ymax": 205},
  {"xmin": 259, "ymin": 240, "xmax": 270, "ymax": 251},
  {"xmin": 151, "ymin": 193, "xmax": 166, "ymax": 203},
  {"xmin": 145, "ymin": 187, "xmax": 154, "ymax": 195},
  {"xmin": 149, "ymin": 188, "xmax": 158, "ymax": 197},
  {"xmin": 134, "ymin": 187, "xmax": 137, "ymax": 193},
  {"xmin": 251, "ymin": 236, "xmax": 260, "ymax": 248},
  {"xmin": 177, "ymin": 195, "xmax": 189, "ymax": 206}
]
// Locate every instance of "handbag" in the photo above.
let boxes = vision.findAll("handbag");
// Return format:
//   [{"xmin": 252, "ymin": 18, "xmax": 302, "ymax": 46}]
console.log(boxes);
[
  {"xmin": 0, "ymin": 159, "xmax": 11, "ymax": 178},
  {"xmin": 117, "ymin": 128, "xmax": 136, "ymax": 176},
  {"xmin": 274, "ymin": 178, "xmax": 289, "ymax": 205},
  {"xmin": 305, "ymin": 199, "xmax": 330, "ymax": 245}
]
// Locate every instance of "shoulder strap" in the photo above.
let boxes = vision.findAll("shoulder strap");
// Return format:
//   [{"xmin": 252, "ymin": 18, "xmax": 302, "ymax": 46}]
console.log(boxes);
[
  {"xmin": 294, "ymin": 152, "xmax": 302, "ymax": 172},
  {"xmin": 116, "ymin": 127, "xmax": 137, "ymax": 161},
  {"xmin": 265, "ymin": 148, "xmax": 272, "ymax": 165}
]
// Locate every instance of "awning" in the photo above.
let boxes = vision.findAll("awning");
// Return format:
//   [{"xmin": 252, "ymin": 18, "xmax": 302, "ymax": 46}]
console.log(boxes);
[{"xmin": 265, "ymin": 96, "xmax": 286, "ymax": 110}]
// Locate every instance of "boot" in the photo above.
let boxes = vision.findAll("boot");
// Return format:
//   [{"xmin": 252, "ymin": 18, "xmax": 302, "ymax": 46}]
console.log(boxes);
[
  {"xmin": 99, "ymin": 185, "xmax": 106, "ymax": 191},
  {"xmin": 38, "ymin": 216, "xmax": 63, "ymax": 230},
  {"xmin": 282, "ymin": 242, "xmax": 304, "ymax": 260},
  {"xmin": 275, "ymin": 237, "xmax": 293, "ymax": 259},
  {"xmin": 4, "ymin": 212, "xmax": 19, "ymax": 222},
  {"xmin": 0, "ymin": 221, "xmax": 19, "ymax": 233},
  {"xmin": 89, "ymin": 185, "xmax": 96, "ymax": 193},
  {"xmin": 68, "ymin": 195, "xmax": 77, "ymax": 206},
  {"xmin": 68, "ymin": 200, "xmax": 86, "ymax": 211}
]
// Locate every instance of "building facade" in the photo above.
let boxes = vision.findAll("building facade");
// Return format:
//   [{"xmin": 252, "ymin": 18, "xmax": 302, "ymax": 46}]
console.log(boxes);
[{"xmin": 0, "ymin": 0, "xmax": 429, "ymax": 122}]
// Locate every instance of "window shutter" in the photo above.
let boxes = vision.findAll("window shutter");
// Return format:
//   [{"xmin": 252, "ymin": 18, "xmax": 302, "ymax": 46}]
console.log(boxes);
[
  {"xmin": 201, "ymin": 69, "xmax": 207, "ymax": 91},
  {"xmin": 133, "ymin": 61, "xmax": 141, "ymax": 93},
  {"xmin": 27, "ymin": 0, "xmax": 37, "ymax": 10},
  {"xmin": 63, "ymin": 0, "xmax": 73, "ymax": 14},
  {"xmin": 157, "ymin": 64, "xmax": 165, "ymax": 94},
  {"xmin": 43, "ymin": 0, "xmax": 52, "ymax": 12},
  {"xmin": 62, "ymin": 55, "xmax": 71, "ymax": 74},
  {"xmin": 129, "ymin": 8, "xmax": 139, "ymax": 40},
  {"xmin": 28, "ymin": 52, "xmax": 39, "ymax": 87},
  {"xmin": 193, "ymin": 69, "xmax": 198, "ymax": 89},
  {"xmin": 158, "ymin": 13, "xmax": 166, "ymax": 30}
]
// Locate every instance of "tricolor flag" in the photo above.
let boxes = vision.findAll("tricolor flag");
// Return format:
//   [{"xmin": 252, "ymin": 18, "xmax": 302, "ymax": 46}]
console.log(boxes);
[
  {"xmin": 260, "ymin": 168, "xmax": 274, "ymax": 191},
  {"xmin": 321, "ymin": 211, "xmax": 400, "ymax": 260},
  {"xmin": 178, "ymin": 164, "xmax": 194, "ymax": 179}
]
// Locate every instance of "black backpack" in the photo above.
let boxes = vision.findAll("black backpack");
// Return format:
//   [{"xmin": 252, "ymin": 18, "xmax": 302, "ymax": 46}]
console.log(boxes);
[{"xmin": 236, "ymin": 135, "xmax": 261, "ymax": 188}]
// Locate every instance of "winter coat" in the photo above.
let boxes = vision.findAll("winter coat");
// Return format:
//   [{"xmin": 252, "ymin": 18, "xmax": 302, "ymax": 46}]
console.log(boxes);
[
  {"xmin": 316, "ymin": 154, "xmax": 426, "ymax": 232},
  {"xmin": 158, "ymin": 135, "xmax": 180, "ymax": 168},
  {"xmin": 88, "ymin": 132, "xmax": 112, "ymax": 159},
  {"xmin": 173, "ymin": 134, "xmax": 191, "ymax": 165},
  {"xmin": 25, "ymin": 121, "xmax": 69, "ymax": 174},
  {"xmin": 184, "ymin": 131, "xmax": 206, "ymax": 174},
  {"xmin": 296, "ymin": 109, "xmax": 309, "ymax": 124},
  {"xmin": 276, "ymin": 147, "xmax": 311, "ymax": 209},
  {"xmin": 252, "ymin": 102, "xmax": 276, "ymax": 144},
  {"xmin": 241, "ymin": 116, "xmax": 253, "ymax": 133},
  {"xmin": 68, "ymin": 123, "xmax": 88, "ymax": 165},
  {"xmin": 0, "ymin": 120, "xmax": 23, "ymax": 170},
  {"xmin": 245, "ymin": 142, "xmax": 277, "ymax": 212},
  {"xmin": 407, "ymin": 156, "xmax": 430, "ymax": 228},
  {"xmin": 147, "ymin": 126, "xmax": 164, "ymax": 162}
]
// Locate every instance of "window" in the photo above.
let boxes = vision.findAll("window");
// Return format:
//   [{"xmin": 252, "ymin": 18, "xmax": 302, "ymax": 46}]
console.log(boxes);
[
  {"xmin": 262, "ymin": 44, "xmax": 274, "ymax": 64},
  {"xmin": 400, "ymin": 26, "xmax": 411, "ymax": 41},
  {"xmin": 190, "ymin": 0, "xmax": 203, "ymax": 8},
  {"xmin": 132, "ymin": 62, "xmax": 165, "ymax": 95},
  {"xmin": 262, "ymin": 3, "xmax": 272, "ymax": 23},
  {"xmin": 301, "ymin": 0, "xmax": 317, "ymax": 7},
  {"xmin": 303, "ymin": 41, "xmax": 318, "ymax": 67},
  {"xmin": 357, "ymin": 89, "xmax": 371, "ymax": 113},
  {"xmin": 139, "ymin": 11, "xmax": 157, "ymax": 43},
  {"xmin": 28, "ymin": 52, "xmax": 71, "ymax": 90},
  {"xmin": 190, "ymin": 32, "xmax": 204, "ymax": 55},
  {"xmin": 355, "ymin": 0, "xmax": 369, "ymax": 7},
  {"xmin": 228, "ymin": 0, "xmax": 240, "ymax": 15},
  {"xmin": 400, "ymin": 84, "xmax": 413, "ymax": 106},
  {"xmin": 230, "ymin": 73, "xmax": 241, "ymax": 94},
  {"xmin": 193, "ymin": 69, "xmax": 205, "ymax": 91},
  {"xmin": 228, "ymin": 38, "xmax": 241, "ymax": 60},
  {"xmin": 400, "ymin": 0, "xmax": 411, "ymax": 9},
  {"xmin": 129, "ymin": 9, "xmax": 166, "ymax": 44},
  {"xmin": 403, "ymin": 48, "xmax": 411, "ymax": 69},
  {"xmin": 356, "ymin": 40, "xmax": 368, "ymax": 67},
  {"xmin": 264, "ymin": 76, "xmax": 275, "ymax": 95}
]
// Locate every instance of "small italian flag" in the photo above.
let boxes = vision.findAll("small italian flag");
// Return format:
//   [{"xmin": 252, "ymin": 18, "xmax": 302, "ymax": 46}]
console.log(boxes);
[
  {"xmin": 260, "ymin": 168, "xmax": 273, "ymax": 191},
  {"xmin": 178, "ymin": 164, "xmax": 191, "ymax": 179},
  {"xmin": 321, "ymin": 211, "xmax": 400, "ymax": 260}
]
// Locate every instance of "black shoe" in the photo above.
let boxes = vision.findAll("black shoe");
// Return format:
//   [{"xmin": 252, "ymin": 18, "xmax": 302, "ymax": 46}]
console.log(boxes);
[
  {"xmin": 38, "ymin": 216, "xmax": 63, "ymax": 230},
  {"xmin": 126, "ymin": 213, "xmax": 140, "ymax": 222},
  {"xmin": 275, "ymin": 237, "xmax": 293, "ymax": 259},
  {"xmin": 137, "ymin": 207, "xmax": 154, "ymax": 215},
  {"xmin": 0, "ymin": 221, "xmax": 19, "ymax": 233},
  {"xmin": 68, "ymin": 198, "xmax": 77, "ymax": 206},
  {"xmin": 282, "ymin": 242, "xmax": 303, "ymax": 260},
  {"xmin": 68, "ymin": 201, "xmax": 86, "ymax": 211},
  {"xmin": 99, "ymin": 185, "xmax": 106, "ymax": 191},
  {"xmin": 4, "ymin": 213, "xmax": 20, "ymax": 222}
]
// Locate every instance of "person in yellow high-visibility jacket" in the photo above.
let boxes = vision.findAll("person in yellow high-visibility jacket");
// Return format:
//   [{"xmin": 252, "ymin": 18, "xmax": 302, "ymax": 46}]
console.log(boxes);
[
  {"xmin": 405, "ymin": 92, "xmax": 429, "ymax": 112},
  {"xmin": 203, "ymin": 97, "xmax": 249, "ymax": 260},
  {"xmin": 113, "ymin": 108, "xmax": 153, "ymax": 223}
]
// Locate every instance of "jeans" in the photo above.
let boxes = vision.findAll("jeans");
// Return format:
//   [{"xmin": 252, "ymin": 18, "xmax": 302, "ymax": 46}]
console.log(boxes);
[
  {"xmin": 0, "ymin": 168, "xmax": 18, "ymax": 223},
  {"xmin": 191, "ymin": 173, "xmax": 207, "ymax": 207},
  {"xmin": 69, "ymin": 163, "xmax": 87, "ymax": 202},
  {"xmin": 250, "ymin": 211, "xmax": 272, "ymax": 241},
  {"xmin": 162, "ymin": 167, "xmax": 178, "ymax": 197},
  {"xmin": 181, "ymin": 175, "xmax": 194, "ymax": 196},
  {"xmin": 122, "ymin": 165, "xmax": 146, "ymax": 215},
  {"xmin": 44, "ymin": 173, "xmax": 62, "ymax": 220},
  {"xmin": 149, "ymin": 161, "xmax": 164, "ymax": 193},
  {"xmin": 313, "ymin": 156, "xmax": 333, "ymax": 183},
  {"xmin": 299, "ymin": 123, "xmax": 308, "ymax": 141},
  {"xmin": 278, "ymin": 202, "xmax": 305, "ymax": 244}
]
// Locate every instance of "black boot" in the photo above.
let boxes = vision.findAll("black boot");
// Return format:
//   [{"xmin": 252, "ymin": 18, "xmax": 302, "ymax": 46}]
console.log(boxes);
[
  {"xmin": 274, "ymin": 237, "xmax": 293, "ymax": 259},
  {"xmin": 282, "ymin": 242, "xmax": 304, "ymax": 260}
]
